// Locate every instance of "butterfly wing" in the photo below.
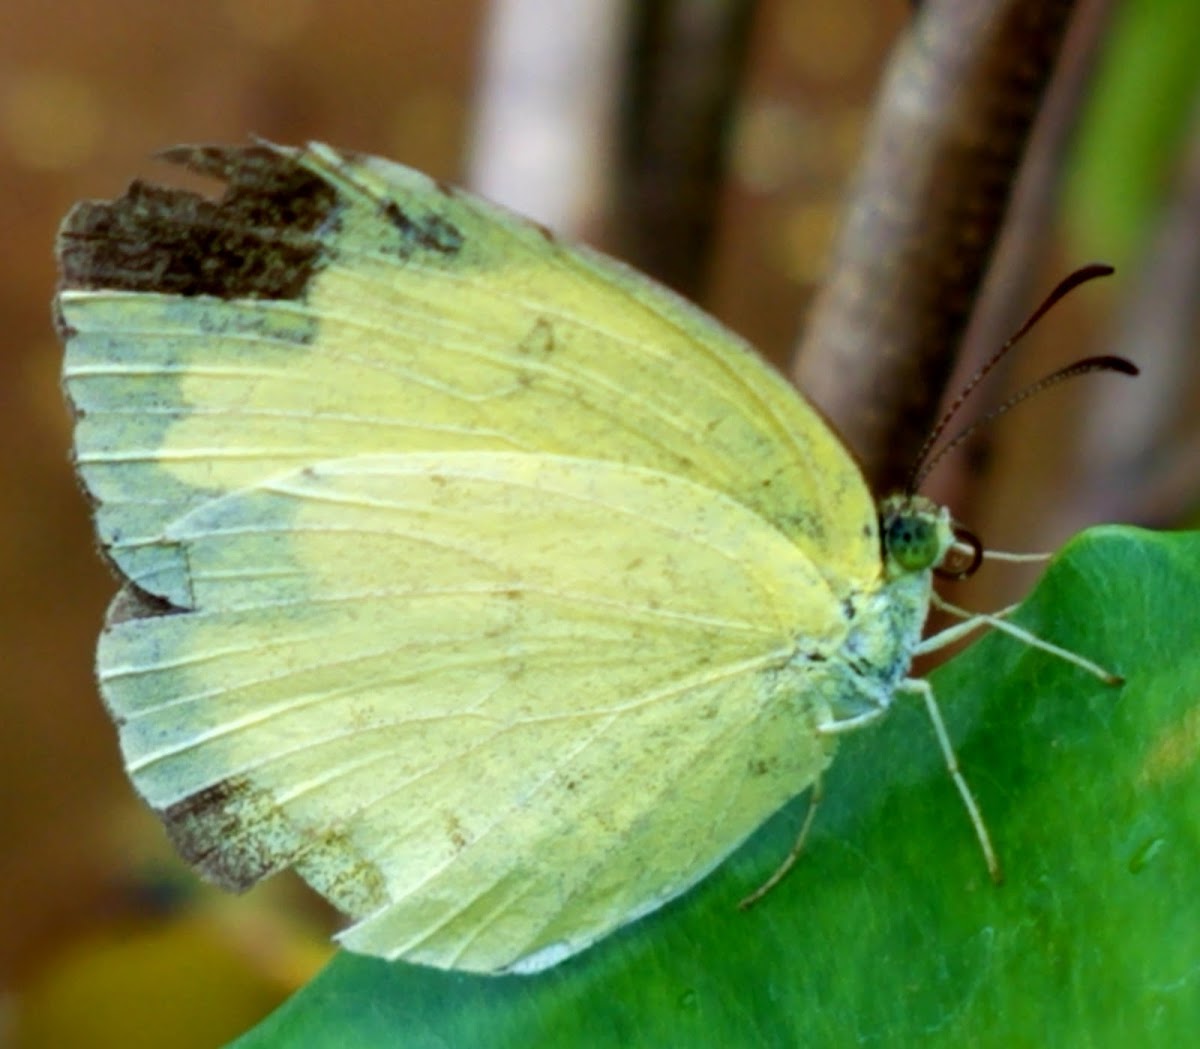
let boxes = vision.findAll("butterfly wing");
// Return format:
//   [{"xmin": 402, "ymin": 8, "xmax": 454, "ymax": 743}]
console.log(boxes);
[
  {"xmin": 59, "ymin": 142, "xmax": 880, "ymax": 600},
  {"xmin": 100, "ymin": 452, "xmax": 844, "ymax": 972},
  {"xmin": 58, "ymin": 143, "xmax": 879, "ymax": 972}
]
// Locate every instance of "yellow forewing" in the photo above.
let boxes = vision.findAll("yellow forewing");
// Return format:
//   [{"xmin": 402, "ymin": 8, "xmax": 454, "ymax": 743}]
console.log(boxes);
[{"xmin": 60, "ymin": 142, "xmax": 878, "ymax": 606}]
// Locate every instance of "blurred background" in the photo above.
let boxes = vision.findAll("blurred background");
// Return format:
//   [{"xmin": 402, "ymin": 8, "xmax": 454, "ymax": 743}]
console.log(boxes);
[{"xmin": 2, "ymin": 1, "xmax": 1197, "ymax": 1045}]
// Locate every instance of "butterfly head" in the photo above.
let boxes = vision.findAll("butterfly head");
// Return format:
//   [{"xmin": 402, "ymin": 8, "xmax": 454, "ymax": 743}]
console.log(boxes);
[{"xmin": 878, "ymin": 495, "xmax": 957, "ymax": 579}]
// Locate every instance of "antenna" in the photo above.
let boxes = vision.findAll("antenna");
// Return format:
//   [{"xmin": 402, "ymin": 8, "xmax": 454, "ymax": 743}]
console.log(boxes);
[
  {"xmin": 906, "ymin": 264, "xmax": 1137, "ymax": 493},
  {"xmin": 912, "ymin": 355, "xmax": 1138, "ymax": 491}
]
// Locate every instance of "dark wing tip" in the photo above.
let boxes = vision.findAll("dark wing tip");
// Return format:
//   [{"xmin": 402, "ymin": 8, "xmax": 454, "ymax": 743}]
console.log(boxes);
[
  {"xmin": 56, "ymin": 142, "xmax": 339, "ymax": 302},
  {"xmin": 162, "ymin": 776, "xmax": 292, "ymax": 892}
]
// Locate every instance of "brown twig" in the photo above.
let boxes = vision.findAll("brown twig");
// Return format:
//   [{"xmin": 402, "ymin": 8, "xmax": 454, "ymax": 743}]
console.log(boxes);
[
  {"xmin": 611, "ymin": 0, "xmax": 760, "ymax": 299},
  {"xmin": 792, "ymin": 0, "xmax": 1083, "ymax": 493}
]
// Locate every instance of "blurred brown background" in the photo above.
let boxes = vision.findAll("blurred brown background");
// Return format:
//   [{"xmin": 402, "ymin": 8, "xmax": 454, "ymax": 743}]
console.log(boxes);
[{"xmin": 1, "ymin": 1, "xmax": 1195, "ymax": 1045}]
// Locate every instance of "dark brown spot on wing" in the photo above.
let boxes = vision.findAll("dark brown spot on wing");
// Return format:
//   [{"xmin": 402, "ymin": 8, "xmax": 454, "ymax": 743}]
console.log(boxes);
[
  {"xmin": 444, "ymin": 812, "xmax": 468, "ymax": 851},
  {"xmin": 381, "ymin": 199, "xmax": 463, "ymax": 256},
  {"xmin": 162, "ymin": 776, "xmax": 293, "ymax": 891},
  {"xmin": 517, "ymin": 317, "xmax": 557, "ymax": 357},
  {"xmin": 163, "ymin": 775, "xmax": 390, "ymax": 919},
  {"xmin": 105, "ymin": 582, "xmax": 187, "ymax": 625},
  {"xmin": 56, "ymin": 144, "xmax": 338, "ymax": 302}
]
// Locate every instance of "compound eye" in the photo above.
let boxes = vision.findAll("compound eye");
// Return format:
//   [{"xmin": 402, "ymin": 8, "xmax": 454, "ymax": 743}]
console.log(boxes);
[{"xmin": 883, "ymin": 512, "xmax": 940, "ymax": 572}]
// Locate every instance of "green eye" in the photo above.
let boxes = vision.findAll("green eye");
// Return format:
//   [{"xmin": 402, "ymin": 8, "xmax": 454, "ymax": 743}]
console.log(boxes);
[{"xmin": 883, "ymin": 511, "xmax": 941, "ymax": 572}]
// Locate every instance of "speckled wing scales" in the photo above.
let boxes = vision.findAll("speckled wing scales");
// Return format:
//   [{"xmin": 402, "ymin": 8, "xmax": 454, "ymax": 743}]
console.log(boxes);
[{"xmin": 57, "ymin": 142, "xmax": 876, "ymax": 972}]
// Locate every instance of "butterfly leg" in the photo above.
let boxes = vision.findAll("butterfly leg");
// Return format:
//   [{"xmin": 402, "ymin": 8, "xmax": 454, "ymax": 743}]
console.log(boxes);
[
  {"xmin": 816, "ymin": 706, "xmax": 887, "ymax": 734},
  {"xmin": 923, "ymin": 593, "xmax": 1121, "ymax": 684},
  {"xmin": 737, "ymin": 774, "xmax": 825, "ymax": 911},
  {"xmin": 980, "ymin": 548, "xmax": 1052, "ymax": 563},
  {"xmin": 898, "ymin": 678, "xmax": 1002, "ymax": 884},
  {"xmin": 737, "ymin": 695, "xmax": 914, "ymax": 907}
]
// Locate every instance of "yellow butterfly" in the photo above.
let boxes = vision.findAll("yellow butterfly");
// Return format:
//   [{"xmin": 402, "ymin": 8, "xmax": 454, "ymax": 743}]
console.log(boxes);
[{"xmin": 57, "ymin": 142, "xmax": 1112, "ymax": 974}]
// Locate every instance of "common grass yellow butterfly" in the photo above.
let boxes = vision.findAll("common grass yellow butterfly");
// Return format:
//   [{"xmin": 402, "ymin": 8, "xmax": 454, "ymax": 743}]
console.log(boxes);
[{"xmin": 57, "ymin": 142, "xmax": 1120, "ymax": 975}]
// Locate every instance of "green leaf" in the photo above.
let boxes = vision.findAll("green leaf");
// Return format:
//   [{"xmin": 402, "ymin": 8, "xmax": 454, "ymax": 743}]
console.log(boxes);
[{"xmin": 233, "ymin": 527, "xmax": 1200, "ymax": 1048}]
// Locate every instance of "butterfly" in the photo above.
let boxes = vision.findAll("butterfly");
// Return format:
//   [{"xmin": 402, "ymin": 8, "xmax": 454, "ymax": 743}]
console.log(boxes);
[{"xmin": 56, "ymin": 141, "xmax": 1117, "ymax": 974}]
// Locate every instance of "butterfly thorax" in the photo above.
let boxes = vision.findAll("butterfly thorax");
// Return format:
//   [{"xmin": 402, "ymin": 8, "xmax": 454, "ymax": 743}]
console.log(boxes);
[{"xmin": 818, "ymin": 495, "xmax": 955, "ymax": 728}]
